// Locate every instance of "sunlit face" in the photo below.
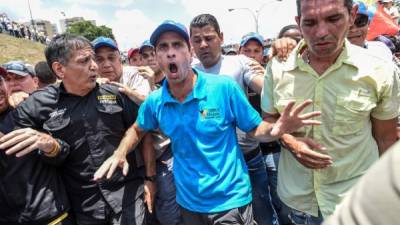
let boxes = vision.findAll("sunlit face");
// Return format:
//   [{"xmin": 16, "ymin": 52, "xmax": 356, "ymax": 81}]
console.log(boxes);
[
  {"xmin": 141, "ymin": 47, "xmax": 161, "ymax": 73},
  {"xmin": 190, "ymin": 25, "xmax": 223, "ymax": 68},
  {"xmin": 155, "ymin": 32, "xmax": 192, "ymax": 84},
  {"xmin": 58, "ymin": 46, "xmax": 98, "ymax": 95},
  {"xmin": 296, "ymin": 0, "xmax": 356, "ymax": 58},
  {"xmin": 347, "ymin": 14, "xmax": 369, "ymax": 47},
  {"xmin": 4, "ymin": 72, "xmax": 38, "ymax": 94},
  {"xmin": 239, "ymin": 40, "xmax": 264, "ymax": 64},
  {"xmin": 95, "ymin": 47, "xmax": 123, "ymax": 82}
]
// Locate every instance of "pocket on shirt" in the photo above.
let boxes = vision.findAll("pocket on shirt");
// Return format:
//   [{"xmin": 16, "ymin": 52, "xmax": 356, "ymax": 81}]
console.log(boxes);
[
  {"xmin": 333, "ymin": 96, "xmax": 375, "ymax": 135},
  {"xmin": 96, "ymin": 104, "xmax": 123, "ymax": 114},
  {"xmin": 43, "ymin": 116, "xmax": 71, "ymax": 132}
]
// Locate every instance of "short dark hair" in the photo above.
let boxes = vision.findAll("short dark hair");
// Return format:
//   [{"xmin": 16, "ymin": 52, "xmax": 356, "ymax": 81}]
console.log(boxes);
[
  {"xmin": 278, "ymin": 24, "xmax": 300, "ymax": 38},
  {"xmin": 45, "ymin": 33, "xmax": 92, "ymax": 72},
  {"xmin": 296, "ymin": 0, "xmax": 353, "ymax": 16},
  {"xmin": 34, "ymin": 61, "xmax": 57, "ymax": 85},
  {"xmin": 189, "ymin": 14, "xmax": 221, "ymax": 36}
]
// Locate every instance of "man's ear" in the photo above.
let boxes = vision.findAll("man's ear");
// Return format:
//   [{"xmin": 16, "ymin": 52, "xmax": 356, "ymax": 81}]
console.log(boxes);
[
  {"xmin": 349, "ymin": 4, "xmax": 358, "ymax": 27},
  {"xmin": 295, "ymin": 16, "xmax": 303, "ymax": 36},
  {"xmin": 220, "ymin": 32, "xmax": 224, "ymax": 45},
  {"xmin": 52, "ymin": 62, "xmax": 65, "ymax": 79}
]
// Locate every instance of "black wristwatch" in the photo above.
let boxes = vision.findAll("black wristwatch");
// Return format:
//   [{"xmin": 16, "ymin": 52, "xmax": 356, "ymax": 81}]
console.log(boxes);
[{"xmin": 144, "ymin": 175, "xmax": 157, "ymax": 182}]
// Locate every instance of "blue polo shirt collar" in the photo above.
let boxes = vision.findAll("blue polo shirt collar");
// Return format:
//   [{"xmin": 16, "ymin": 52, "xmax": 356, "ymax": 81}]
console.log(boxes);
[{"xmin": 161, "ymin": 68, "xmax": 207, "ymax": 104}]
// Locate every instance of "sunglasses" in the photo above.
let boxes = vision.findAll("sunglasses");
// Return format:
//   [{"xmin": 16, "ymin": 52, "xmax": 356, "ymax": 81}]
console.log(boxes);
[{"xmin": 354, "ymin": 14, "xmax": 369, "ymax": 28}]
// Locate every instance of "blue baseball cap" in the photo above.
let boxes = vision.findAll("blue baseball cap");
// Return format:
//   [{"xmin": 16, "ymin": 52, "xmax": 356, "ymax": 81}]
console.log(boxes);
[
  {"xmin": 139, "ymin": 40, "xmax": 154, "ymax": 54},
  {"xmin": 240, "ymin": 32, "xmax": 264, "ymax": 47},
  {"xmin": 150, "ymin": 20, "xmax": 189, "ymax": 46},
  {"xmin": 92, "ymin": 36, "xmax": 119, "ymax": 51},
  {"xmin": 354, "ymin": 1, "xmax": 373, "ymax": 20}
]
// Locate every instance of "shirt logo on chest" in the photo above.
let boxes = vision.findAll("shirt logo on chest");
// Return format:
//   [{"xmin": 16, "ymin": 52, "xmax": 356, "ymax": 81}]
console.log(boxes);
[
  {"xmin": 200, "ymin": 108, "xmax": 221, "ymax": 120},
  {"xmin": 97, "ymin": 95, "xmax": 117, "ymax": 105},
  {"xmin": 49, "ymin": 108, "xmax": 67, "ymax": 118}
]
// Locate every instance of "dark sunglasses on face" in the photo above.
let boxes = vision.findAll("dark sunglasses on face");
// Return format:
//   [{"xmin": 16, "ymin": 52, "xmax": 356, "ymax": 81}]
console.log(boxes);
[{"xmin": 354, "ymin": 14, "xmax": 369, "ymax": 28}]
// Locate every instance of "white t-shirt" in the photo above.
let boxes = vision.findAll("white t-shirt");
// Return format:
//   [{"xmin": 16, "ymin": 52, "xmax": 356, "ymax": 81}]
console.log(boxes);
[
  {"xmin": 366, "ymin": 41, "xmax": 393, "ymax": 62},
  {"xmin": 193, "ymin": 55, "xmax": 260, "ymax": 153},
  {"xmin": 121, "ymin": 66, "xmax": 151, "ymax": 97}
]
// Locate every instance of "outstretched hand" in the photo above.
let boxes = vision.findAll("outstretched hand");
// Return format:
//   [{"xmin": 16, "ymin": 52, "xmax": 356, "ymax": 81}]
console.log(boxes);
[
  {"xmin": 93, "ymin": 150, "xmax": 129, "ymax": 181},
  {"xmin": 271, "ymin": 99, "xmax": 321, "ymax": 137},
  {"xmin": 281, "ymin": 135, "xmax": 333, "ymax": 169}
]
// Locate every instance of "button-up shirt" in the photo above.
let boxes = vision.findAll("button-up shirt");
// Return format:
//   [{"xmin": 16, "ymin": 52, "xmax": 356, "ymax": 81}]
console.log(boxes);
[
  {"xmin": 1, "ymin": 83, "xmax": 143, "ymax": 220},
  {"xmin": 261, "ymin": 40, "xmax": 400, "ymax": 218}
]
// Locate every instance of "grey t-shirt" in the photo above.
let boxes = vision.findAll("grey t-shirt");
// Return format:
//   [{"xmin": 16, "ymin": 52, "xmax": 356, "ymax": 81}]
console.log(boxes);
[{"xmin": 193, "ymin": 55, "xmax": 260, "ymax": 154}]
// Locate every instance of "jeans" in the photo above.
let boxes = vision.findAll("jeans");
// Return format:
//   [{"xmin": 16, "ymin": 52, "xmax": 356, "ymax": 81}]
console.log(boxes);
[
  {"xmin": 155, "ymin": 148, "xmax": 183, "ymax": 225},
  {"xmin": 264, "ymin": 153, "xmax": 291, "ymax": 225},
  {"xmin": 247, "ymin": 152, "xmax": 279, "ymax": 225},
  {"xmin": 288, "ymin": 209, "xmax": 323, "ymax": 225},
  {"xmin": 180, "ymin": 203, "xmax": 256, "ymax": 225}
]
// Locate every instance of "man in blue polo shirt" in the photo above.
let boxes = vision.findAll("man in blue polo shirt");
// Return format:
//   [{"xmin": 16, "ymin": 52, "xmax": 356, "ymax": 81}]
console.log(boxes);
[{"xmin": 94, "ymin": 20, "xmax": 320, "ymax": 225}]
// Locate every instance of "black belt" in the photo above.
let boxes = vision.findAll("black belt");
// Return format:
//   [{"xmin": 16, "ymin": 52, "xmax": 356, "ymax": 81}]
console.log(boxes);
[
  {"xmin": 260, "ymin": 141, "xmax": 281, "ymax": 155},
  {"xmin": 244, "ymin": 147, "xmax": 261, "ymax": 162}
]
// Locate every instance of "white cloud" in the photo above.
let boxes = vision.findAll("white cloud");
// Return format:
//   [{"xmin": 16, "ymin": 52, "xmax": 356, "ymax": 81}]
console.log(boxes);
[
  {"xmin": 63, "ymin": 0, "xmax": 134, "ymax": 8},
  {"xmin": 108, "ymin": 9, "xmax": 157, "ymax": 51},
  {"xmin": 180, "ymin": 0, "xmax": 297, "ymax": 43},
  {"xmin": 0, "ymin": 0, "xmax": 297, "ymax": 52}
]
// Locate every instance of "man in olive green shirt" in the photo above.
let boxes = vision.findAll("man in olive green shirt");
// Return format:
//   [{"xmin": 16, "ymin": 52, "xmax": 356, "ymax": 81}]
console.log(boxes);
[{"xmin": 261, "ymin": 0, "xmax": 399, "ymax": 224}]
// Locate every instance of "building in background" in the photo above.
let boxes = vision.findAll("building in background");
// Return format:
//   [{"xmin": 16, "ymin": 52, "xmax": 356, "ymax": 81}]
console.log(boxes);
[{"xmin": 59, "ymin": 17, "xmax": 96, "ymax": 33}]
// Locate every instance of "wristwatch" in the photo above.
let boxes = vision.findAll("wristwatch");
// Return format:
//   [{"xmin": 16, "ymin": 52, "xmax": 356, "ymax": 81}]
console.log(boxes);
[{"xmin": 144, "ymin": 175, "xmax": 157, "ymax": 182}]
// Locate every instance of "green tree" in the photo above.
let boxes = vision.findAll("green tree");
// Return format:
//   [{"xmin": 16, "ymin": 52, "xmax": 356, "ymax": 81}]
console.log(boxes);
[{"xmin": 66, "ymin": 21, "xmax": 115, "ymax": 41}]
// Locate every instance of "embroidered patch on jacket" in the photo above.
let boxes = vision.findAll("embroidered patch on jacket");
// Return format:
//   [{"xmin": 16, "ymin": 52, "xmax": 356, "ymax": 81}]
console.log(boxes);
[{"xmin": 97, "ymin": 95, "xmax": 117, "ymax": 104}]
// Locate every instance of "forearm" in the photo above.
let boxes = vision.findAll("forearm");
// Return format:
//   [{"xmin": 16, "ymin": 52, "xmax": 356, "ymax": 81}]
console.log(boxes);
[
  {"xmin": 117, "ymin": 124, "xmax": 143, "ymax": 156},
  {"xmin": 250, "ymin": 121, "xmax": 278, "ymax": 142},
  {"xmin": 142, "ymin": 134, "xmax": 156, "ymax": 176},
  {"xmin": 127, "ymin": 90, "xmax": 146, "ymax": 105}
]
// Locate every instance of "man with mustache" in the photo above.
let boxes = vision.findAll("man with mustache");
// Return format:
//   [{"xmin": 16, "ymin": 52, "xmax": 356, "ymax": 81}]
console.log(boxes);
[{"xmin": 262, "ymin": 0, "xmax": 399, "ymax": 224}]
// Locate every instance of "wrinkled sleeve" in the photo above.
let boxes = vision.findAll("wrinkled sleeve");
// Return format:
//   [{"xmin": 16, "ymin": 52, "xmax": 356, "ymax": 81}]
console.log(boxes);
[
  {"xmin": 261, "ymin": 63, "xmax": 278, "ymax": 114},
  {"xmin": 371, "ymin": 64, "xmax": 400, "ymax": 120},
  {"xmin": 137, "ymin": 95, "xmax": 159, "ymax": 132},
  {"xmin": 229, "ymin": 80, "xmax": 262, "ymax": 132}
]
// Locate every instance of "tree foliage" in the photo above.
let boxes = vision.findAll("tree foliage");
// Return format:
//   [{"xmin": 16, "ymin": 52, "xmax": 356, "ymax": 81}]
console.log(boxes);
[{"xmin": 66, "ymin": 21, "xmax": 115, "ymax": 41}]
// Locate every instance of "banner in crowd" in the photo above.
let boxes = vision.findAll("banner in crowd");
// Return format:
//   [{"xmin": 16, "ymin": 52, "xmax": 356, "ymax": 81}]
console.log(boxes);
[{"xmin": 360, "ymin": 0, "xmax": 400, "ymax": 40}]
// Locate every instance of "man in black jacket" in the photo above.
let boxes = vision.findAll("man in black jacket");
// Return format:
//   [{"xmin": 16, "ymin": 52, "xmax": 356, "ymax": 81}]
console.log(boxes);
[
  {"xmin": 0, "ymin": 66, "xmax": 72, "ymax": 225},
  {"xmin": 0, "ymin": 34, "xmax": 145, "ymax": 225}
]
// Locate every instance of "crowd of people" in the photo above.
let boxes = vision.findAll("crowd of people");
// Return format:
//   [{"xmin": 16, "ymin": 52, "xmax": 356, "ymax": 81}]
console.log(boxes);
[
  {"xmin": 0, "ymin": 0, "xmax": 400, "ymax": 225},
  {"xmin": 0, "ymin": 13, "xmax": 51, "ymax": 45}
]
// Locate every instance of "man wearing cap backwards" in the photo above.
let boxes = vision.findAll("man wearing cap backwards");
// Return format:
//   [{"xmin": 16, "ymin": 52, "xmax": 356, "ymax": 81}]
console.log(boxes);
[
  {"xmin": 262, "ymin": 0, "xmax": 399, "ymax": 224},
  {"xmin": 94, "ymin": 20, "xmax": 321, "ymax": 225},
  {"xmin": 348, "ymin": 1, "xmax": 394, "ymax": 61},
  {"xmin": 189, "ymin": 14, "xmax": 279, "ymax": 225},
  {"xmin": 0, "ymin": 67, "xmax": 72, "ymax": 225},
  {"xmin": 0, "ymin": 33, "xmax": 146, "ymax": 225},
  {"xmin": 128, "ymin": 47, "xmax": 142, "ymax": 66}
]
